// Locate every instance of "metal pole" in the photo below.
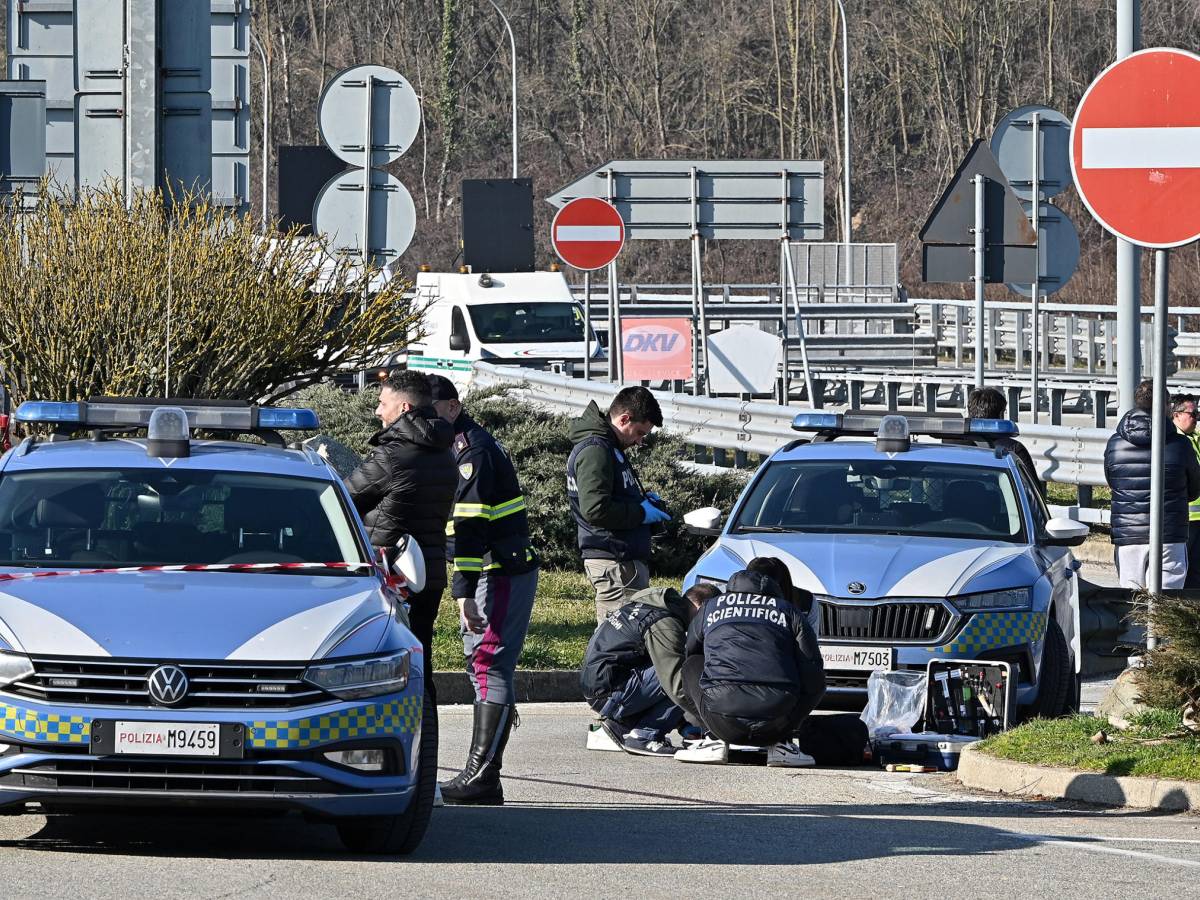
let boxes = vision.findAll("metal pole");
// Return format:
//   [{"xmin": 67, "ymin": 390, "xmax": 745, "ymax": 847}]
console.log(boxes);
[
  {"xmin": 1147, "ymin": 249, "xmax": 1169, "ymax": 649},
  {"xmin": 1116, "ymin": 0, "xmax": 1142, "ymax": 415},
  {"xmin": 835, "ymin": 0, "xmax": 851, "ymax": 290},
  {"xmin": 1031, "ymin": 111, "xmax": 1041, "ymax": 423},
  {"xmin": 357, "ymin": 75, "xmax": 374, "ymax": 393},
  {"xmin": 486, "ymin": 0, "xmax": 519, "ymax": 178},
  {"xmin": 249, "ymin": 30, "xmax": 270, "ymax": 233},
  {"xmin": 689, "ymin": 166, "xmax": 702, "ymax": 396},
  {"xmin": 784, "ymin": 246, "xmax": 816, "ymax": 405},
  {"xmin": 582, "ymin": 270, "xmax": 591, "ymax": 381},
  {"xmin": 973, "ymin": 174, "xmax": 986, "ymax": 390}
]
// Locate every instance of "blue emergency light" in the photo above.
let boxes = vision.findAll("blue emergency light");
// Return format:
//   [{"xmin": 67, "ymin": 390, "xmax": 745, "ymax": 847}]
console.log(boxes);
[
  {"xmin": 15, "ymin": 400, "xmax": 320, "ymax": 432},
  {"xmin": 791, "ymin": 413, "xmax": 842, "ymax": 431},
  {"xmin": 967, "ymin": 418, "xmax": 1019, "ymax": 435}
]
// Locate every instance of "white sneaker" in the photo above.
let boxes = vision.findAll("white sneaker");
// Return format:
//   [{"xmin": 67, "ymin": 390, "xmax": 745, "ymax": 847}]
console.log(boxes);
[
  {"xmin": 766, "ymin": 742, "xmax": 817, "ymax": 768},
  {"xmin": 433, "ymin": 783, "xmax": 445, "ymax": 807},
  {"xmin": 674, "ymin": 737, "xmax": 728, "ymax": 764},
  {"xmin": 586, "ymin": 722, "xmax": 625, "ymax": 752}
]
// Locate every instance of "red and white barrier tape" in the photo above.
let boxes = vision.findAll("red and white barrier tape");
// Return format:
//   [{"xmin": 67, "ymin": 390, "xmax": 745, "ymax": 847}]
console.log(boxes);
[{"xmin": 0, "ymin": 561, "xmax": 407, "ymax": 590}]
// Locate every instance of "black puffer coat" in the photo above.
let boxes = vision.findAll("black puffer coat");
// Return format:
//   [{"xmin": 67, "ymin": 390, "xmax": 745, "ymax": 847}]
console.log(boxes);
[
  {"xmin": 1103, "ymin": 408, "xmax": 1200, "ymax": 546},
  {"xmin": 346, "ymin": 407, "xmax": 457, "ymax": 581}
]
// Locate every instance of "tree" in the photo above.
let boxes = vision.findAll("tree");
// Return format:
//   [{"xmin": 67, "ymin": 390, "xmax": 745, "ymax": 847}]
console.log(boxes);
[{"xmin": 0, "ymin": 184, "xmax": 425, "ymax": 405}]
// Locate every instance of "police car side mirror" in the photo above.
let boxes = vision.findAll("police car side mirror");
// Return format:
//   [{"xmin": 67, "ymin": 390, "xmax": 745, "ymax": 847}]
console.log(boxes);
[
  {"xmin": 683, "ymin": 507, "xmax": 723, "ymax": 537},
  {"xmin": 449, "ymin": 332, "xmax": 470, "ymax": 352},
  {"xmin": 1044, "ymin": 517, "xmax": 1090, "ymax": 547},
  {"xmin": 393, "ymin": 534, "xmax": 427, "ymax": 592}
]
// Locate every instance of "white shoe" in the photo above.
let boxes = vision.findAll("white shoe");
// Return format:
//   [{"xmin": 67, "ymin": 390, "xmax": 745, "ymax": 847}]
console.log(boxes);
[
  {"xmin": 586, "ymin": 722, "xmax": 625, "ymax": 752},
  {"xmin": 766, "ymin": 742, "xmax": 817, "ymax": 768},
  {"xmin": 433, "ymin": 783, "xmax": 445, "ymax": 807},
  {"xmin": 674, "ymin": 737, "xmax": 728, "ymax": 764}
]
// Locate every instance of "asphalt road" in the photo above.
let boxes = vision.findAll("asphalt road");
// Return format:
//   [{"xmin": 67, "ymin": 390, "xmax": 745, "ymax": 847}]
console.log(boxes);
[{"xmin": 1, "ymin": 700, "xmax": 1197, "ymax": 899}]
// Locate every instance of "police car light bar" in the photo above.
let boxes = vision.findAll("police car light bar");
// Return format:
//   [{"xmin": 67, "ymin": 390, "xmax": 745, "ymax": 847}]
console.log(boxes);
[
  {"xmin": 790, "ymin": 410, "xmax": 1019, "ymax": 439},
  {"xmin": 14, "ymin": 400, "xmax": 320, "ymax": 432}
]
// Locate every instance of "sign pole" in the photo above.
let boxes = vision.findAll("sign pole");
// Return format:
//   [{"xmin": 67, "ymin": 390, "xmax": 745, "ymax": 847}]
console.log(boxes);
[
  {"xmin": 1115, "ymin": 0, "xmax": 1142, "ymax": 418},
  {"xmin": 582, "ymin": 270, "xmax": 591, "ymax": 381},
  {"xmin": 357, "ymin": 73, "xmax": 374, "ymax": 393},
  {"xmin": 1030, "ymin": 112, "xmax": 1041, "ymax": 423},
  {"xmin": 690, "ymin": 166, "xmax": 702, "ymax": 396},
  {"xmin": 1147, "ymin": 248, "xmax": 1169, "ymax": 648},
  {"xmin": 973, "ymin": 173, "xmax": 986, "ymax": 390}
]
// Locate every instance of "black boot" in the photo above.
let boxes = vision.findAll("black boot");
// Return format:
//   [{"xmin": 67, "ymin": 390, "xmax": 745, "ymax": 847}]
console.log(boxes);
[{"xmin": 439, "ymin": 702, "xmax": 515, "ymax": 806}]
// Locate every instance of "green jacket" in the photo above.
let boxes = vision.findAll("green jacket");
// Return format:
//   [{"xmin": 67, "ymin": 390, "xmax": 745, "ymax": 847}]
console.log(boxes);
[{"xmin": 1182, "ymin": 427, "xmax": 1200, "ymax": 521}]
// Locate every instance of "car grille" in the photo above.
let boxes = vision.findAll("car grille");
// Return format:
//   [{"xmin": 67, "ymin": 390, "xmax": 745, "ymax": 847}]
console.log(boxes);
[
  {"xmin": 6, "ymin": 657, "xmax": 332, "ymax": 709},
  {"xmin": 1, "ymin": 759, "xmax": 364, "ymax": 795},
  {"xmin": 818, "ymin": 600, "xmax": 957, "ymax": 644}
]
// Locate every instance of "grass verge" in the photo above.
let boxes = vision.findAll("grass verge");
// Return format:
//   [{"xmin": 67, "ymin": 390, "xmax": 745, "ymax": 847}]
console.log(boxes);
[
  {"xmin": 431, "ymin": 568, "xmax": 676, "ymax": 672},
  {"xmin": 977, "ymin": 710, "xmax": 1200, "ymax": 781}
]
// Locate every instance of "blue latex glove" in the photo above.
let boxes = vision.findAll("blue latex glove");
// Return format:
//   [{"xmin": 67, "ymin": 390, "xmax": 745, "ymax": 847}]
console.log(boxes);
[{"xmin": 641, "ymin": 498, "xmax": 671, "ymax": 524}]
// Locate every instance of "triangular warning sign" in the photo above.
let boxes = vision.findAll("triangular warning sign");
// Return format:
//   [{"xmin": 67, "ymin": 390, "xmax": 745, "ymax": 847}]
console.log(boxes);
[{"xmin": 919, "ymin": 140, "xmax": 1037, "ymax": 246}]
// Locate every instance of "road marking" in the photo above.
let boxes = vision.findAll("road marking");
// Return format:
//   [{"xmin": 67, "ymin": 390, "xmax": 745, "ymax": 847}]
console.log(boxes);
[
  {"xmin": 555, "ymin": 225, "xmax": 621, "ymax": 242},
  {"xmin": 1082, "ymin": 127, "xmax": 1200, "ymax": 169},
  {"xmin": 1029, "ymin": 836, "xmax": 1200, "ymax": 870}
]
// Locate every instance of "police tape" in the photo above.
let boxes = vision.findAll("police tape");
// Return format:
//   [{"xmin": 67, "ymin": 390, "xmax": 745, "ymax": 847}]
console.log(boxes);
[{"xmin": 0, "ymin": 561, "xmax": 408, "ymax": 591}]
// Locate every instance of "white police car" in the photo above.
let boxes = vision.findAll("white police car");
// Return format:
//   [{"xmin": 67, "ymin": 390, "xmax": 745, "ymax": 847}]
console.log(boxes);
[
  {"xmin": 0, "ymin": 399, "xmax": 434, "ymax": 854},
  {"xmin": 682, "ymin": 412, "xmax": 1091, "ymax": 718}
]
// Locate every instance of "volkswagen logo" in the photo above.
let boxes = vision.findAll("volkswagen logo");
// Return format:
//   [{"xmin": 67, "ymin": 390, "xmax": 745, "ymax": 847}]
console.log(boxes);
[
  {"xmin": 847, "ymin": 581, "xmax": 866, "ymax": 595},
  {"xmin": 147, "ymin": 665, "xmax": 189, "ymax": 706}
]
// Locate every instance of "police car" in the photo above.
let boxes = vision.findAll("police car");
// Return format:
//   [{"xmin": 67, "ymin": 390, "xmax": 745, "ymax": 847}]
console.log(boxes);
[
  {"xmin": 682, "ymin": 412, "xmax": 1091, "ymax": 718},
  {"xmin": 0, "ymin": 399, "xmax": 434, "ymax": 854}
]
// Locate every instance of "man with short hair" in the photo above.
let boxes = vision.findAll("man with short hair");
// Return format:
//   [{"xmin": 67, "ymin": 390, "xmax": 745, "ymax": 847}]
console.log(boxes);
[
  {"xmin": 427, "ymin": 375, "xmax": 539, "ymax": 805},
  {"xmin": 964, "ymin": 387, "xmax": 1039, "ymax": 486},
  {"xmin": 1104, "ymin": 379, "xmax": 1200, "ymax": 590},
  {"xmin": 580, "ymin": 582, "xmax": 719, "ymax": 757},
  {"xmin": 345, "ymin": 371, "xmax": 457, "ymax": 696},
  {"xmin": 566, "ymin": 386, "xmax": 669, "ymax": 624},
  {"xmin": 1171, "ymin": 393, "xmax": 1200, "ymax": 588}
]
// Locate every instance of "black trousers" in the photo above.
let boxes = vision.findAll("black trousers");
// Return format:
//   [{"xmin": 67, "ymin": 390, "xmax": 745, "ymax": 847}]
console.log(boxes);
[
  {"xmin": 1187, "ymin": 521, "xmax": 1200, "ymax": 589},
  {"xmin": 682, "ymin": 655, "xmax": 807, "ymax": 746},
  {"xmin": 407, "ymin": 580, "xmax": 445, "ymax": 703}
]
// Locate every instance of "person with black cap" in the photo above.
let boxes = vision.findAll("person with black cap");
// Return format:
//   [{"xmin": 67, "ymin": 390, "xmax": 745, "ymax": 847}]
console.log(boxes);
[{"xmin": 428, "ymin": 375, "xmax": 540, "ymax": 806}]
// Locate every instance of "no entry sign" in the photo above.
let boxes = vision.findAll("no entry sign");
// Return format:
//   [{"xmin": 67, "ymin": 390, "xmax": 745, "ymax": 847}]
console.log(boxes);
[
  {"xmin": 551, "ymin": 197, "xmax": 625, "ymax": 270},
  {"xmin": 1071, "ymin": 47, "xmax": 1200, "ymax": 248}
]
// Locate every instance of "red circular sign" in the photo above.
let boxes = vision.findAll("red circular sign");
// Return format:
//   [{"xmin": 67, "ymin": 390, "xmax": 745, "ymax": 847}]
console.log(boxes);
[
  {"xmin": 1071, "ymin": 47, "xmax": 1200, "ymax": 249},
  {"xmin": 550, "ymin": 197, "xmax": 625, "ymax": 270}
]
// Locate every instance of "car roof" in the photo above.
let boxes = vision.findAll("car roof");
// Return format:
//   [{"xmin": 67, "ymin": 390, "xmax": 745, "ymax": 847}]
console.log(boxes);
[
  {"xmin": 0, "ymin": 437, "xmax": 335, "ymax": 480},
  {"xmin": 772, "ymin": 438, "xmax": 1014, "ymax": 468}
]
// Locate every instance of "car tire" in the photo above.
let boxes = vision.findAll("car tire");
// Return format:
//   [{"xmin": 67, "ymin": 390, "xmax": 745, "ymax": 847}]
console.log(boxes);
[
  {"xmin": 1025, "ymin": 617, "xmax": 1073, "ymax": 720},
  {"xmin": 336, "ymin": 690, "xmax": 438, "ymax": 855}
]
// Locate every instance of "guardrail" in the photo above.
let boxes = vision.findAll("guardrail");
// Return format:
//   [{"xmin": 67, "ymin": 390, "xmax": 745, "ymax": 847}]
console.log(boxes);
[{"xmin": 471, "ymin": 362, "xmax": 1111, "ymax": 488}]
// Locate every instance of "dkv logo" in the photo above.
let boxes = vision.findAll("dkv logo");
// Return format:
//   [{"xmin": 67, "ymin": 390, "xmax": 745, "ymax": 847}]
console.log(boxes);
[{"xmin": 620, "ymin": 317, "xmax": 693, "ymax": 380}]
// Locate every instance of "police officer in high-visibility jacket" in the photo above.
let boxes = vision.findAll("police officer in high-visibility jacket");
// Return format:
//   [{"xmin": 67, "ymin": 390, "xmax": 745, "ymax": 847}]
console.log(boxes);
[
  {"xmin": 1171, "ymin": 393, "xmax": 1200, "ymax": 588},
  {"xmin": 429, "ymin": 375, "xmax": 539, "ymax": 805}
]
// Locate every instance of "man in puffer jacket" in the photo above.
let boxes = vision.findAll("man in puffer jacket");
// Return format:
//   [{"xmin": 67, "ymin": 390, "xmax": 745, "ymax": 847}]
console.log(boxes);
[
  {"xmin": 345, "ymin": 371, "xmax": 458, "ymax": 696},
  {"xmin": 1104, "ymin": 379, "xmax": 1200, "ymax": 589},
  {"xmin": 676, "ymin": 568, "xmax": 825, "ymax": 767}
]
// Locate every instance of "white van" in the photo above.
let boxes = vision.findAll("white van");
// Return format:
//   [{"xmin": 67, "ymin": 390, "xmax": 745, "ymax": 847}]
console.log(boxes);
[{"xmin": 405, "ymin": 270, "xmax": 604, "ymax": 387}]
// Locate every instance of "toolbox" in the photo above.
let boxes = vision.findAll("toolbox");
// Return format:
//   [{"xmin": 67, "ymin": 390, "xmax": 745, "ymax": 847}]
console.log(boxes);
[
  {"xmin": 925, "ymin": 659, "xmax": 1014, "ymax": 738},
  {"xmin": 873, "ymin": 732, "xmax": 979, "ymax": 771}
]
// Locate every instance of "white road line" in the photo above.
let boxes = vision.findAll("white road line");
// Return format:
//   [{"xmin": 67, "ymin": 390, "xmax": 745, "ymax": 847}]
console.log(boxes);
[
  {"xmin": 555, "ymin": 225, "xmax": 620, "ymax": 242},
  {"xmin": 1032, "ymin": 837, "xmax": 1200, "ymax": 870},
  {"xmin": 1082, "ymin": 127, "xmax": 1200, "ymax": 169}
]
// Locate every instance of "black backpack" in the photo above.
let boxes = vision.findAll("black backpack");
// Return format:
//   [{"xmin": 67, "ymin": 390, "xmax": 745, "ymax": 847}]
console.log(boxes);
[{"xmin": 794, "ymin": 714, "xmax": 870, "ymax": 766}]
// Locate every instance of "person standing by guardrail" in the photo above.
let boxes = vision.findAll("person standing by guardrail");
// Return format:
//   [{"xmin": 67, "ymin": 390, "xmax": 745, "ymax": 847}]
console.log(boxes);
[
  {"xmin": 567, "ymin": 387, "xmax": 668, "ymax": 624},
  {"xmin": 1104, "ymin": 380, "xmax": 1200, "ymax": 590},
  {"xmin": 1170, "ymin": 393, "xmax": 1200, "ymax": 589},
  {"xmin": 964, "ymin": 388, "xmax": 1041, "ymax": 493}
]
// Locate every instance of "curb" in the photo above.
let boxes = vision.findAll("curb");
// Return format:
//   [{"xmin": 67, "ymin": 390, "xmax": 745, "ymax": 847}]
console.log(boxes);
[
  {"xmin": 433, "ymin": 669, "xmax": 579, "ymax": 706},
  {"xmin": 956, "ymin": 743, "xmax": 1200, "ymax": 811}
]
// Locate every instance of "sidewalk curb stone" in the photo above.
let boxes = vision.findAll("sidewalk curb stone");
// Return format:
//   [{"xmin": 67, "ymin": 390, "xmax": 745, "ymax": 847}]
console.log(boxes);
[
  {"xmin": 956, "ymin": 743, "xmax": 1200, "ymax": 811},
  {"xmin": 434, "ymin": 669, "xmax": 578, "ymax": 706}
]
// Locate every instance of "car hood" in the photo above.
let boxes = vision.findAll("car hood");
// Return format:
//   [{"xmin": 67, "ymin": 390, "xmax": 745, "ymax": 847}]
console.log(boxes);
[
  {"xmin": 716, "ymin": 533, "xmax": 1040, "ymax": 599},
  {"xmin": 0, "ymin": 572, "xmax": 399, "ymax": 661}
]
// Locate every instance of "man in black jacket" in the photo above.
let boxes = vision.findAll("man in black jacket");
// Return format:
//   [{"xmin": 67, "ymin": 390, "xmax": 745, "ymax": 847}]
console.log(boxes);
[
  {"xmin": 345, "ymin": 371, "xmax": 457, "ymax": 696},
  {"xmin": 676, "ymin": 568, "xmax": 825, "ymax": 767},
  {"xmin": 566, "ymin": 387, "xmax": 668, "ymax": 624},
  {"xmin": 1104, "ymin": 379, "xmax": 1200, "ymax": 589},
  {"xmin": 428, "ymin": 375, "xmax": 539, "ymax": 805}
]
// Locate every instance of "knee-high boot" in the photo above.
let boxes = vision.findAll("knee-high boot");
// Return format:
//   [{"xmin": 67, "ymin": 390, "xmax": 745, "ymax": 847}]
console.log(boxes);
[{"xmin": 439, "ymin": 701, "xmax": 515, "ymax": 806}]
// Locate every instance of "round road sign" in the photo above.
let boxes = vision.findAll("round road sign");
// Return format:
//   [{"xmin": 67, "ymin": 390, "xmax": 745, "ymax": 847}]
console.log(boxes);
[
  {"xmin": 991, "ymin": 104, "xmax": 1073, "ymax": 201},
  {"xmin": 318, "ymin": 64, "xmax": 421, "ymax": 168},
  {"xmin": 1070, "ymin": 47, "xmax": 1200, "ymax": 248},
  {"xmin": 551, "ymin": 197, "xmax": 625, "ymax": 270},
  {"xmin": 312, "ymin": 168, "xmax": 416, "ymax": 265}
]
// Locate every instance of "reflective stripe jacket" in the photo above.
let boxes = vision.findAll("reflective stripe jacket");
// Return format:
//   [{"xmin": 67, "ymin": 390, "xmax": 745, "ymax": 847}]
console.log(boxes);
[
  {"xmin": 1183, "ymin": 429, "xmax": 1200, "ymax": 522},
  {"xmin": 447, "ymin": 412, "xmax": 537, "ymax": 598}
]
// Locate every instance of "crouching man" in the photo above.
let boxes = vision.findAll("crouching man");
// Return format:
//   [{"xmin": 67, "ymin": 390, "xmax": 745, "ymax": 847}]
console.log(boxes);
[
  {"xmin": 677, "ymin": 568, "xmax": 825, "ymax": 767},
  {"xmin": 580, "ymin": 583, "xmax": 721, "ymax": 756}
]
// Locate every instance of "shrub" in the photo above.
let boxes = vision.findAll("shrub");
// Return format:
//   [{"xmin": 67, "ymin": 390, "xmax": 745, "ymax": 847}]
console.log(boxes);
[
  {"xmin": 294, "ymin": 383, "xmax": 747, "ymax": 576},
  {"xmin": 1134, "ymin": 592, "xmax": 1200, "ymax": 711},
  {"xmin": 0, "ymin": 184, "xmax": 424, "ymax": 405}
]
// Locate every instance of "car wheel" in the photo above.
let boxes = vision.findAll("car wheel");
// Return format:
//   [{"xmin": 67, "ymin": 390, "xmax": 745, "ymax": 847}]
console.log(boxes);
[
  {"xmin": 1025, "ymin": 617, "xmax": 1073, "ymax": 720},
  {"xmin": 337, "ymin": 690, "xmax": 438, "ymax": 855}
]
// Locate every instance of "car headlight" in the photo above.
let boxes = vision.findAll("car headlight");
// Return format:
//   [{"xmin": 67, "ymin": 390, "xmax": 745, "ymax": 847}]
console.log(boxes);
[
  {"xmin": 0, "ymin": 651, "xmax": 34, "ymax": 689},
  {"xmin": 952, "ymin": 588, "xmax": 1032, "ymax": 612},
  {"xmin": 303, "ymin": 649, "xmax": 411, "ymax": 700}
]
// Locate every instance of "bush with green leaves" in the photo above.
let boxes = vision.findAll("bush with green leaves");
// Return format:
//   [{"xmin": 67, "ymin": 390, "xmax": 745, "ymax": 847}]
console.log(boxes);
[
  {"xmin": 1135, "ymin": 593, "xmax": 1200, "ymax": 712},
  {"xmin": 292, "ymin": 383, "xmax": 747, "ymax": 576}
]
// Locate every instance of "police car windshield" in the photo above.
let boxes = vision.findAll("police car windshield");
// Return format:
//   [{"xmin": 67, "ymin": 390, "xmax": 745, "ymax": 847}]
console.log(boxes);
[
  {"xmin": 0, "ymin": 469, "xmax": 369, "ymax": 569},
  {"xmin": 732, "ymin": 459, "xmax": 1025, "ymax": 542},
  {"xmin": 468, "ymin": 302, "xmax": 584, "ymax": 343}
]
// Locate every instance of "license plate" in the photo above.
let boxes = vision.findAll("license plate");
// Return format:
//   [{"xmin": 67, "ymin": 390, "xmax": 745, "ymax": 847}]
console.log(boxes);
[
  {"xmin": 112, "ymin": 722, "xmax": 221, "ymax": 757},
  {"xmin": 821, "ymin": 644, "xmax": 894, "ymax": 672}
]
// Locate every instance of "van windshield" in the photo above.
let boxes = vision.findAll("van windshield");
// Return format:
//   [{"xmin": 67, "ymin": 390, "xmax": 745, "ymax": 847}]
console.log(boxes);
[{"xmin": 468, "ymin": 302, "xmax": 585, "ymax": 344}]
